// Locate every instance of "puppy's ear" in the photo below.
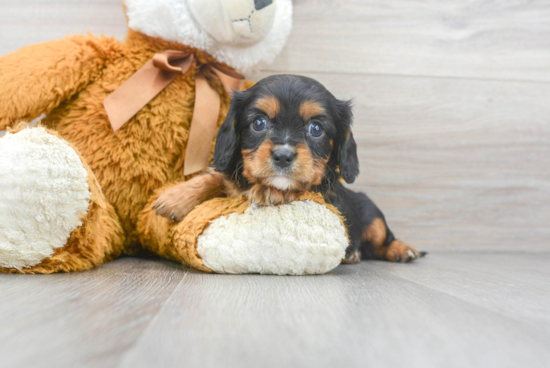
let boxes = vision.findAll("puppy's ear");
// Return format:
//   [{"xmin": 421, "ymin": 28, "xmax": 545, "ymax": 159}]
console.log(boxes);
[
  {"xmin": 335, "ymin": 99, "xmax": 359, "ymax": 183},
  {"xmin": 339, "ymin": 131, "xmax": 359, "ymax": 183},
  {"xmin": 212, "ymin": 91, "xmax": 243, "ymax": 175}
]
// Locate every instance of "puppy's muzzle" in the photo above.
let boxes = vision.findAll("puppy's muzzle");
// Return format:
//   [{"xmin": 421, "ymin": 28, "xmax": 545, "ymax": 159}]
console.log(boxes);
[{"xmin": 272, "ymin": 148, "xmax": 296, "ymax": 169}]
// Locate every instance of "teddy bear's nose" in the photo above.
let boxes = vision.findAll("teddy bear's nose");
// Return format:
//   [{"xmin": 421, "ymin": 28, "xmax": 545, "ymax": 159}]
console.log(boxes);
[{"xmin": 255, "ymin": 0, "xmax": 273, "ymax": 11}]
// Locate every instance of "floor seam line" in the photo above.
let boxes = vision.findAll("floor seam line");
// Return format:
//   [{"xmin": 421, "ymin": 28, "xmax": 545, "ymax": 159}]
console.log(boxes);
[{"xmin": 113, "ymin": 267, "xmax": 191, "ymax": 368}]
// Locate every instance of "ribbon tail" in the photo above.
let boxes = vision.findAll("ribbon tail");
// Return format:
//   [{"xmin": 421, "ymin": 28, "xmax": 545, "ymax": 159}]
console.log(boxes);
[
  {"xmin": 183, "ymin": 73, "xmax": 222, "ymax": 176},
  {"xmin": 211, "ymin": 67, "xmax": 246, "ymax": 95}
]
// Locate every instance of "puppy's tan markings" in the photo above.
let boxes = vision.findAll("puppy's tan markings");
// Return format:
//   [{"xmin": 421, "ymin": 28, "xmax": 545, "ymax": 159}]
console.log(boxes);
[
  {"xmin": 248, "ymin": 184, "xmax": 301, "ymax": 206},
  {"xmin": 222, "ymin": 176, "xmax": 245, "ymax": 198},
  {"xmin": 311, "ymin": 157, "xmax": 329, "ymax": 186},
  {"xmin": 292, "ymin": 143, "xmax": 329, "ymax": 189},
  {"xmin": 299, "ymin": 100, "xmax": 325, "ymax": 121},
  {"xmin": 364, "ymin": 219, "xmax": 420, "ymax": 262},
  {"xmin": 362, "ymin": 218, "xmax": 387, "ymax": 249},
  {"xmin": 295, "ymin": 143, "xmax": 314, "ymax": 174},
  {"xmin": 311, "ymin": 139, "xmax": 332, "ymax": 186},
  {"xmin": 255, "ymin": 96, "xmax": 281, "ymax": 118},
  {"xmin": 242, "ymin": 140, "xmax": 274, "ymax": 183},
  {"xmin": 154, "ymin": 169, "xmax": 225, "ymax": 221},
  {"xmin": 363, "ymin": 219, "xmax": 421, "ymax": 263},
  {"xmin": 382, "ymin": 240, "xmax": 421, "ymax": 263}
]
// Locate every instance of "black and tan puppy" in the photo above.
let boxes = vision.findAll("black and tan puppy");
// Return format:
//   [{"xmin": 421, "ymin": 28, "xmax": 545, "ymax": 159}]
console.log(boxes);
[{"xmin": 155, "ymin": 74, "xmax": 423, "ymax": 263}]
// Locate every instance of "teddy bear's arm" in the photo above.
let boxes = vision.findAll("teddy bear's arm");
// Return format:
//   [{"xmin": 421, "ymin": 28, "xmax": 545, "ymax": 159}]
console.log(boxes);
[{"xmin": 0, "ymin": 34, "xmax": 123, "ymax": 130}]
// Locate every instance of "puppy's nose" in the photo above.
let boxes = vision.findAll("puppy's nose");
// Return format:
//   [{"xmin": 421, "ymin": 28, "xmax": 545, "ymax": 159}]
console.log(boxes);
[{"xmin": 272, "ymin": 148, "xmax": 296, "ymax": 169}]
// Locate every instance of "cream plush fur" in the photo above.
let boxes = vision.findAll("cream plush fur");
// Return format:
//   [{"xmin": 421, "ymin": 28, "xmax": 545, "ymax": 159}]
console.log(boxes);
[
  {"xmin": 197, "ymin": 201, "xmax": 348, "ymax": 275},
  {"xmin": 0, "ymin": 128, "xmax": 90, "ymax": 270},
  {"xmin": 124, "ymin": 0, "xmax": 292, "ymax": 73}
]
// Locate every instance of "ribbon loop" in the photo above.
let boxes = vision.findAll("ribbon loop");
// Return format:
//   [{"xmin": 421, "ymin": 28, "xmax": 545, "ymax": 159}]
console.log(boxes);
[
  {"xmin": 152, "ymin": 50, "xmax": 191, "ymax": 73},
  {"xmin": 103, "ymin": 50, "xmax": 246, "ymax": 175}
]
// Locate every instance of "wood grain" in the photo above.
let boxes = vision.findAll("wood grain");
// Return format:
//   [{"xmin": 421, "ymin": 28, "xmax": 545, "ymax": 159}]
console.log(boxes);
[
  {"xmin": 114, "ymin": 255, "xmax": 550, "ymax": 368},
  {"xmin": 0, "ymin": 255, "xmax": 549, "ymax": 368},
  {"xmin": 3, "ymin": 1, "xmax": 550, "ymax": 82},
  {"xmin": 384, "ymin": 253, "xmax": 550, "ymax": 325},
  {"xmin": 268, "ymin": 0, "xmax": 550, "ymax": 82},
  {"xmin": 0, "ymin": 0, "xmax": 127, "ymax": 56},
  {"xmin": 0, "ymin": 258, "xmax": 188, "ymax": 367}
]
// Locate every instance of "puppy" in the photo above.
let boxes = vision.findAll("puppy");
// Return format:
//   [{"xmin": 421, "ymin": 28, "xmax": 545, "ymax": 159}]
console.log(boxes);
[{"xmin": 154, "ymin": 74, "xmax": 423, "ymax": 263}]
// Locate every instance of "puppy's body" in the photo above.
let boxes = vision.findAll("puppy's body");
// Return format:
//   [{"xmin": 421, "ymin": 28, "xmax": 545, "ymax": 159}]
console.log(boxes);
[{"xmin": 155, "ymin": 75, "xmax": 422, "ymax": 263}]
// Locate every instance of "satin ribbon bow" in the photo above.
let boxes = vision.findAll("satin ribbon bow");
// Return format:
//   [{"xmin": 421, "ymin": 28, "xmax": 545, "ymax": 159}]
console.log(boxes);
[{"xmin": 103, "ymin": 50, "xmax": 245, "ymax": 175}]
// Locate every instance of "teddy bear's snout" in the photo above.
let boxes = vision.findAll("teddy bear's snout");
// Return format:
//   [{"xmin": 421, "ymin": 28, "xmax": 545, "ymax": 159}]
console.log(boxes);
[{"xmin": 188, "ymin": 0, "xmax": 277, "ymax": 46}]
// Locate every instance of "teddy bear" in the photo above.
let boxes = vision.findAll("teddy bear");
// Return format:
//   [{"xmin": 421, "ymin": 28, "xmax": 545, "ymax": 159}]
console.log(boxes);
[{"xmin": 0, "ymin": 0, "xmax": 349, "ymax": 275}]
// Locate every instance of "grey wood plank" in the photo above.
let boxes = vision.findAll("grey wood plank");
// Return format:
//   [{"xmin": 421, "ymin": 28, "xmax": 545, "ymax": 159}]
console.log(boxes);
[
  {"xmin": 0, "ymin": 0, "xmax": 127, "ymax": 56},
  {"xmin": 3, "ymin": 1, "xmax": 550, "ymax": 83},
  {"xmin": 376, "ymin": 253, "xmax": 550, "ymax": 326},
  {"xmin": 116, "ymin": 255, "xmax": 550, "ymax": 368},
  {"xmin": 268, "ymin": 0, "xmax": 550, "ymax": 82},
  {"xmin": 0, "ymin": 258, "xmax": 188, "ymax": 368},
  {"xmin": 251, "ymin": 71, "xmax": 550, "ymax": 252}
]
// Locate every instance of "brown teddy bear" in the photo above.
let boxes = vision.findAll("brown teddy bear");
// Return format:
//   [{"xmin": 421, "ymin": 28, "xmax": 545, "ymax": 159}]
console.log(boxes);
[
  {"xmin": 0, "ymin": 0, "xmax": 349, "ymax": 276},
  {"xmin": 2, "ymin": 0, "xmax": 346, "ymax": 274}
]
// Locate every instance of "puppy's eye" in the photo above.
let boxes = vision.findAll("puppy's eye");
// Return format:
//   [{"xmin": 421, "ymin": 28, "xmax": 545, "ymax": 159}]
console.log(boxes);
[
  {"xmin": 252, "ymin": 118, "xmax": 267, "ymax": 132},
  {"xmin": 308, "ymin": 123, "xmax": 323, "ymax": 138}
]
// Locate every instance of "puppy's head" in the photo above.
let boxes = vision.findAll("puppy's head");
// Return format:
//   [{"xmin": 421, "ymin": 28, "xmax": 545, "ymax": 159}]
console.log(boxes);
[{"xmin": 212, "ymin": 75, "xmax": 359, "ymax": 191}]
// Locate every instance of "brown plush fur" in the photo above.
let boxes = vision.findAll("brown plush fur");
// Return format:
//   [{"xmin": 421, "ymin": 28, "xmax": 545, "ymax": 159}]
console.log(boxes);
[{"xmin": 0, "ymin": 29, "xmax": 249, "ymax": 273}]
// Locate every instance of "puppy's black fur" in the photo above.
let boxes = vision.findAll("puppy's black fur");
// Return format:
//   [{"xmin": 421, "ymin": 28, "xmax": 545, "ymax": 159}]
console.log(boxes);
[{"xmin": 210, "ymin": 74, "xmax": 421, "ymax": 263}]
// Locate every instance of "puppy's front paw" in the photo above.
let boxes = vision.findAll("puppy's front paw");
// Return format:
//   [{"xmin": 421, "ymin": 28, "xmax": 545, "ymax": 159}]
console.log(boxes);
[
  {"xmin": 248, "ymin": 185, "xmax": 282, "ymax": 206},
  {"xmin": 153, "ymin": 183, "xmax": 198, "ymax": 222},
  {"xmin": 248, "ymin": 185, "xmax": 302, "ymax": 206},
  {"xmin": 342, "ymin": 250, "xmax": 361, "ymax": 264},
  {"xmin": 384, "ymin": 240, "xmax": 423, "ymax": 263}
]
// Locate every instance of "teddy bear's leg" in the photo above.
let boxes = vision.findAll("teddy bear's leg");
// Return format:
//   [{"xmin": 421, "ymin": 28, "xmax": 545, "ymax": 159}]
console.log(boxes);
[
  {"xmin": 137, "ymin": 183, "xmax": 232, "ymax": 273},
  {"xmin": 0, "ymin": 127, "xmax": 125, "ymax": 274}
]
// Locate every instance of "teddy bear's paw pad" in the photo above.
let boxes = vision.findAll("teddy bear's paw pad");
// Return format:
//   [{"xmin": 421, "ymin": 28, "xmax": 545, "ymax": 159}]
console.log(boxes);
[
  {"xmin": 0, "ymin": 128, "xmax": 91, "ymax": 270},
  {"xmin": 196, "ymin": 200, "xmax": 348, "ymax": 275}
]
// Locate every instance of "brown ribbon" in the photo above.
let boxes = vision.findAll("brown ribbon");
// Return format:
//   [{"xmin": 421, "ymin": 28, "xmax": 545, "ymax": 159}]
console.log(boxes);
[{"xmin": 103, "ymin": 50, "xmax": 245, "ymax": 175}]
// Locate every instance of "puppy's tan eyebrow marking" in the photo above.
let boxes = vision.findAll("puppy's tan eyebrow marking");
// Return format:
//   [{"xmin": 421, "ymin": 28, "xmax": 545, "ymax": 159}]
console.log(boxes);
[
  {"xmin": 299, "ymin": 100, "xmax": 325, "ymax": 121},
  {"xmin": 255, "ymin": 96, "xmax": 281, "ymax": 118}
]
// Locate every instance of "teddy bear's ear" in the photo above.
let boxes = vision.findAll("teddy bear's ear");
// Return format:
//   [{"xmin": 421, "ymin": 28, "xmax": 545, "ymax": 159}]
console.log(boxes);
[{"xmin": 212, "ymin": 91, "xmax": 245, "ymax": 175}]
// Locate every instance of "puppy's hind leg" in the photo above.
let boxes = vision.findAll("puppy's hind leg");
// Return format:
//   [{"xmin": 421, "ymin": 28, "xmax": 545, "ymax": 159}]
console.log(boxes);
[
  {"xmin": 342, "ymin": 190, "xmax": 424, "ymax": 263},
  {"xmin": 362, "ymin": 218, "xmax": 424, "ymax": 263}
]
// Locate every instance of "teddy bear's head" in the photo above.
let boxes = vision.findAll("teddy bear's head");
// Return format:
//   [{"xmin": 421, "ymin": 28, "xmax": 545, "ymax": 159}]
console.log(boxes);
[{"xmin": 123, "ymin": 0, "xmax": 293, "ymax": 73}]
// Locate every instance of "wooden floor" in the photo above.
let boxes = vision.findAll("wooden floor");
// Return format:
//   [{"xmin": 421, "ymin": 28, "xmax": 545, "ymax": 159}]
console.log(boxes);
[
  {"xmin": 0, "ymin": 254, "xmax": 548, "ymax": 368},
  {"xmin": 1, "ymin": 1, "xmax": 550, "ymax": 367}
]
